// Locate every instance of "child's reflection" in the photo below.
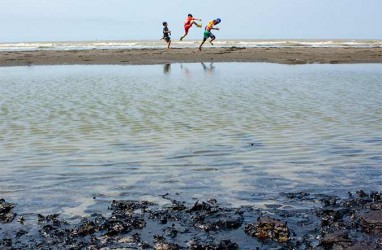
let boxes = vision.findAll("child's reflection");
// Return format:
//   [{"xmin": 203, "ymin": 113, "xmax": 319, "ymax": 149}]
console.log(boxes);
[
  {"xmin": 163, "ymin": 64, "xmax": 171, "ymax": 74},
  {"xmin": 201, "ymin": 62, "xmax": 215, "ymax": 74}
]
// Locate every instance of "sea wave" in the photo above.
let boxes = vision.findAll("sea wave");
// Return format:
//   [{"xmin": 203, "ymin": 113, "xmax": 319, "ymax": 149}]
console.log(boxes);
[{"xmin": 0, "ymin": 40, "xmax": 381, "ymax": 51}]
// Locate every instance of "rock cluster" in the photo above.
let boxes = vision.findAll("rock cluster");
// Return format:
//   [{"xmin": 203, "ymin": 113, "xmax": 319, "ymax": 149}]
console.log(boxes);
[{"xmin": 1, "ymin": 190, "xmax": 382, "ymax": 249}]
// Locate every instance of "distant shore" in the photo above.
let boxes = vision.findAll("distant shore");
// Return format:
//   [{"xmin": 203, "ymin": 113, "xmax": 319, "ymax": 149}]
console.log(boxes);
[{"xmin": 1, "ymin": 47, "xmax": 382, "ymax": 66}]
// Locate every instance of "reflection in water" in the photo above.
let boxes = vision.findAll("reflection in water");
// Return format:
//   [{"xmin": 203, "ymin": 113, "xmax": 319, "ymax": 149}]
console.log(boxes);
[
  {"xmin": 201, "ymin": 62, "xmax": 215, "ymax": 74},
  {"xmin": 180, "ymin": 63, "xmax": 216, "ymax": 77},
  {"xmin": 180, "ymin": 63, "xmax": 190, "ymax": 76},
  {"xmin": 0, "ymin": 63, "xmax": 382, "ymax": 216},
  {"xmin": 163, "ymin": 64, "xmax": 171, "ymax": 74}
]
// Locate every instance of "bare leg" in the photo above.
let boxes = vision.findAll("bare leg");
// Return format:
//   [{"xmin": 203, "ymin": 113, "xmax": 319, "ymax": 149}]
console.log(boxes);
[
  {"xmin": 199, "ymin": 39, "xmax": 207, "ymax": 51},
  {"xmin": 192, "ymin": 21, "xmax": 202, "ymax": 28},
  {"xmin": 210, "ymin": 37, "xmax": 215, "ymax": 45},
  {"xmin": 167, "ymin": 40, "xmax": 171, "ymax": 49},
  {"xmin": 180, "ymin": 31, "xmax": 188, "ymax": 41}
]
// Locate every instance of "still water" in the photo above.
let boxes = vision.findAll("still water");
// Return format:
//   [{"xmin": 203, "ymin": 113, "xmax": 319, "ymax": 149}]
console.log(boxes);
[{"xmin": 1, "ymin": 63, "xmax": 381, "ymax": 217}]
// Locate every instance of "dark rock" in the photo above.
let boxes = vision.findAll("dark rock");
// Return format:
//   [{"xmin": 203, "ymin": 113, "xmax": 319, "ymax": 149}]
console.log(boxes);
[
  {"xmin": 207, "ymin": 198, "xmax": 217, "ymax": 205},
  {"xmin": 370, "ymin": 191, "xmax": 381, "ymax": 202},
  {"xmin": 188, "ymin": 239, "xmax": 239, "ymax": 250},
  {"xmin": 37, "ymin": 213, "xmax": 63, "ymax": 226},
  {"xmin": 138, "ymin": 242, "xmax": 152, "ymax": 249},
  {"xmin": 3, "ymin": 192, "xmax": 382, "ymax": 249},
  {"xmin": 112, "ymin": 200, "xmax": 155, "ymax": 210},
  {"xmin": 319, "ymin": 232, "xmax": 352, "ymax": 249},
  {"xmin": 341, "ymin": 197, "xmax": 372, "ymax": 208},
  {"xmin": 318, "ymin": 208, "xmax": 352, "ymax": 227},
  {"xmin": 0, "ymin": 199, "xmax": 16, "ymax": 224},
  {"xmin": 356, "ymin": 190, "xmax": 368, "ymax": 198},
  {"xmin": 17, "ymin": 216, "xmax": 25, "ymax": 224},
  {"xmin": 360, "ymin": 210, "xmax": 382, "ymax": 233},
  {"xmin": 0, "ymin": 211, "xmax": 16, "ymax": 223},
  {"xmin": 189, "ymin": 200, "xmax": 214, "ymax": 212},
  {"xmin": 321, "ymin": 197, "xmax": 337, "ymax": 207},
  {"xmin": 72, "ymin": 219, "xmax": 98, "ymax": 236},
  {"xmin": 163, "ymin": 224, "xmax": 178, "ymax": 238},
  {"xmin": 245, "ymin": 216, "xmax": 290, "ymax": 243},
  {"xmin": 280, "ymin": 192, "xmax": 310, "ymax": 200},
  {"xmin": 104, "ymin": 220, "xmax": 130, "ymax": 236},
  {"xmin": 160, "ymin": 216, "xmax": 168, "ymax": 224},
  {"xmin": 39, "ymin": 224, "xmax": 57, "ymax": 238},
  {"xmin": 0, "ymin": 199, "xmax": 14, "ymax": 214},
  {"xmin": 154, "ymin": 242, "xmax": 180, "ymax": 250},
  {"xmin": 216, "ymin": 239, "xmax": 239, "ymax": 250},
  {"xmin": 16, "ymin": 229, "xmax": 28, "ymax": 238},
  {"xmin": 370, "ymin": 202, "xmax": 382, "ymax": 210},
  {"xmin": 168, "ymin": 201, "xmax": 187, "ymax": 211},
  {"xmin": 2, "ymin": 238, "xmax": 12, "ymax": 247},
  {"xmin": 193, "ymin": 211, "xmax": 243, "ymax": 231}
]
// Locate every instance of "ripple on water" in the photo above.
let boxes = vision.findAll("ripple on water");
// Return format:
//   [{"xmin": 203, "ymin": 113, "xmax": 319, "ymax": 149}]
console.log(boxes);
[{"xmin": 0, "ymin": 63, "xmax": 381, "ymax": 215}]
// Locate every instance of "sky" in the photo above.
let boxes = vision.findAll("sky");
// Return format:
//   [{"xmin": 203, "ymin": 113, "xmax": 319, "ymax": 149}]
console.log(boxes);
[{"xmin": 0, "ymin": 0, "xmax": 381, "ymax": 42}]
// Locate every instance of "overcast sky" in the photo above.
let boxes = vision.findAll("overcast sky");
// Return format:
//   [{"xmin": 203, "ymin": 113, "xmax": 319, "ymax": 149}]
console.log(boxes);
[{"xmin": 0, "ymin": 0, "xmax": 381, "ymax": 42}]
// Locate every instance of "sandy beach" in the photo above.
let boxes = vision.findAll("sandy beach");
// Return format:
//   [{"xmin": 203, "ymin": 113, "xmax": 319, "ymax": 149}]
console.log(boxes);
[{"xmin": 1, "ymin": 47, "xmax": 382, "ymax": 66}]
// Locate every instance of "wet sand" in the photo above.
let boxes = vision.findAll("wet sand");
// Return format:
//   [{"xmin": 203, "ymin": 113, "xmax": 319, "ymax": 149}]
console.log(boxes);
[{"xmin": 1, "ymin": 47, "xmax": 382, "ymax": 66}]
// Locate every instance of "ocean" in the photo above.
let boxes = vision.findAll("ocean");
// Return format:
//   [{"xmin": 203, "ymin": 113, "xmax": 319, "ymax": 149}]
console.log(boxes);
[
  {"xmin": 0, "ymin": 39, "xmax": 381, "ymax": 51},
  {"xmin": 1, "ymin": 63, "xmax": 381, "ymax": 218}
]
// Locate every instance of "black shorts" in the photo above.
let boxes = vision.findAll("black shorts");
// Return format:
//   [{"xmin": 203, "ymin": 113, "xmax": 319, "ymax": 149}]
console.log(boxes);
[{"xmin": 164, "ymin": 36, "xmax": 171, "ymax": 42}]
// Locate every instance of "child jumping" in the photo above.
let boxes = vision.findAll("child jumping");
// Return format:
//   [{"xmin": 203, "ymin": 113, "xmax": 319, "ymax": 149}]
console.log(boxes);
[
  {"xmin": 180, "ymin": 14, "xmax": 202, "ymax": 41},
  {"xmin": 161, "ymin": 21, "xmax": 171, "ymax": 49},
  {"xmin": 198, "ymin": 18, "xmax": 221, "ymax": 51}
]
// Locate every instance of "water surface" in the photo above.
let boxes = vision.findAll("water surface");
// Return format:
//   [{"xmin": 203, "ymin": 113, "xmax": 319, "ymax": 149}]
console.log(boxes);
[{"xmin": 1, "ymin": 63, "xmax": 381, "ymax": 217}]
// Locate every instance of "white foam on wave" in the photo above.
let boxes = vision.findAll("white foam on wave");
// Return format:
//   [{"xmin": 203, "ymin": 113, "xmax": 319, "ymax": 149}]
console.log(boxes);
[{"xmin": 0, "ymin": 40, "xmax": 381, "ymax": 51}]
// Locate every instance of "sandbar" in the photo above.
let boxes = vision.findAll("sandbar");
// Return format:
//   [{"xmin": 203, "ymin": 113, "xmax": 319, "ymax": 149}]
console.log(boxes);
[{"xmin": 1, "ymin": 47, "xmax": 382, "ymax": 66}]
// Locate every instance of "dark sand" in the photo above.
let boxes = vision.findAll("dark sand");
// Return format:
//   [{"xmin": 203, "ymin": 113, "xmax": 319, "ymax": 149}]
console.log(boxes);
[{"xmin": 1, "ymin": 47, "xmax": 382, "ymax": 66}]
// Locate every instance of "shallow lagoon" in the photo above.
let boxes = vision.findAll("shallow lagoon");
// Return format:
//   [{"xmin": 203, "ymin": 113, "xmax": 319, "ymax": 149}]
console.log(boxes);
[{"xmin": 1, "ymin": 63, "xmax": 382, "ymax": 218}]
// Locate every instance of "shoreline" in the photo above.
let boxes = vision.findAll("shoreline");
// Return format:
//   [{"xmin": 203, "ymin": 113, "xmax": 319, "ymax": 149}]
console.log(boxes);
[
  {"xmin": 1, "ymin": 47, "xmax": 382, "ymax": 66},
  {"xmin": 1, "ymin": 190, "xmax": 382, "ymax": 249}
]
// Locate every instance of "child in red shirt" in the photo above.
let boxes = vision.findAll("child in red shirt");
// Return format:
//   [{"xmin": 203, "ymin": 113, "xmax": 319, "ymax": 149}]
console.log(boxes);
[{"xmin": 180, "ymin": 14, "xmax": 202, "ymax": 41}]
